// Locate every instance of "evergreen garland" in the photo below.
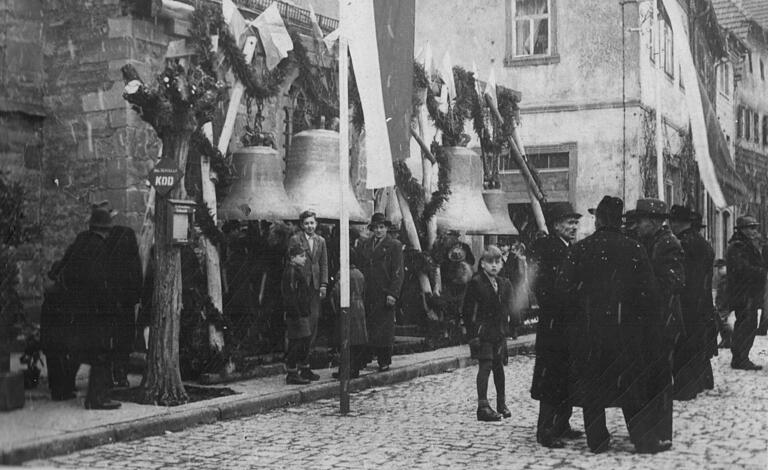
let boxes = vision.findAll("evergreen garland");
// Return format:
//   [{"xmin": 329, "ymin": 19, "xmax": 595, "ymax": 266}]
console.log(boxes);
[
  {"xmin": 422, "ymin": 144, "xmax": 451, "ymax": 224},
  {"xmin": 290, "ymin": 31, "xmax": 339, "ymax": 120},
  {"xmin": 425, "ymin": 65, "xmax": 477, "ymax": 147}
]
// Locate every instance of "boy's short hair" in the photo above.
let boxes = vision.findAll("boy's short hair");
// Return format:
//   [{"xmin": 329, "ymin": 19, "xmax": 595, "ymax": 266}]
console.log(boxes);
[
  {"xmin": 287, "ymin": 245, "xmax": 305, "ymax": 258},
  {"xmin": 299, "ymin": 210, "xmax": 317, "ymax": 223},
  {"xmin": 480, "ymin": 245, "xmax": 503, "ymax": 262}
]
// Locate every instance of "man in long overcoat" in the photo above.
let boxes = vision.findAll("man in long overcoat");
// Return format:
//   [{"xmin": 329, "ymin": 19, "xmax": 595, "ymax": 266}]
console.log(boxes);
[
  {"xmin": 59, "ymin": 205, "xmax": 121, "ymax": 409},
  {"xmin": 726, "ymin": 215, "xmax": 766, "ymax": 370},
  {"xmin": 634, "ymin": 198, "xmax": 685, "ymax": 446},
  {"xmin": 103, "ymin": 210, "xmax": 143, "ymax": 387},
  {"xmin": 557, "ymin": 196, "xmax": 662, "ymax": 453},
  {"xmin": 530, "ymin": 203, "xmax": 583, "ymax": 448},
  {"xmin": 287, "ymin": 210, "xmax": 329, "ymax": 381},
  {"xmin": 668, "ymin": 205, "xmax": 714, "ymax": 399},
  {"xmin": 356, "ymin": 213, "xmax": 404, "ymax": 371}
]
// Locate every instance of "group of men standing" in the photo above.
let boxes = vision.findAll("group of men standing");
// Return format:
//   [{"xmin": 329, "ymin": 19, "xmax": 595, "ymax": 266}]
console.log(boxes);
[
  {"xmin": 528, "ymin": 195, "xmax": 766, "ymax": 454},
  {"xmin": 41, "ymin": 202, "xmax": 142, "ymax": 410}
]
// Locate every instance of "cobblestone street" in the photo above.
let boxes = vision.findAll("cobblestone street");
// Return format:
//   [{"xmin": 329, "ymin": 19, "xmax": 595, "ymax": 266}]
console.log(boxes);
[{"xmin": 29, "ymin": 337, "xmax": 768, "ymax": 470}]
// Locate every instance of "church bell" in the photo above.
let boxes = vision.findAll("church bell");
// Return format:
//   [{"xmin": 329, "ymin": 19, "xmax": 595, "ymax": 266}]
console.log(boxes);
[
  {"xmin": 219, "ymin": 146, "xmax": 299, "ymax": 221},
  {"xmin": 283, "ymin": 129, "xmax": 369, "ymax": 222},
  {"xmin": 436, "ymin": 147, "xmax": 497, "ymax": 234},
  {"xmin": 482, "ymin": 189, "xmax": 519, "ymax": 235}
]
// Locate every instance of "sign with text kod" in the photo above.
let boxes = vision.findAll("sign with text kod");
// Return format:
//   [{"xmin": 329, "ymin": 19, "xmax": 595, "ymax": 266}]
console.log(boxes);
[{"xmin": 149, "ymin": 159, "xmax": 182, "ymax": 197}]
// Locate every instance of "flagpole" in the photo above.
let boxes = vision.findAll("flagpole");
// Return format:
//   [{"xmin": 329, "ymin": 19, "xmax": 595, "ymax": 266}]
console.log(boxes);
[
  {"xmin": 338, "ymin": 1, "xmax": 351, "ymax": 415},
  {"xmin": 653, "ymin": 0, "xmax": 664, "ymax": 201}
]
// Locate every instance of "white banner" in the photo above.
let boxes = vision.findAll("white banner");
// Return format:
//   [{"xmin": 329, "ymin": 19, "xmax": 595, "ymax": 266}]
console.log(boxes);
[
  {"xmin": 249, "ymin": 3, "xmax": 294, "ymax": 70},
  {"xmin": 343, "ymin": 0, "xmax": 395, "ymax": 189},
  {"xmin": 662, "ymin": 0, "xmax": 727, "ymax": 208}
]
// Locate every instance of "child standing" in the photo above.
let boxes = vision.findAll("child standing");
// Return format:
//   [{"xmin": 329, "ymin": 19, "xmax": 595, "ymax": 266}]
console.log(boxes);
[
  {"xmin": 713, "ymin": 259, "xmax": 732, "ymax": 348},
  {"xmin": 462, "ymin": 245, "xmax": 514, "ymax": 422},
  {"xmin": 331, "ymin": 251, "xmax": 368, "ymax": 379},
  {"xmin": 282, "ymin": 245, "xmax": 313, "ymax": 385}
]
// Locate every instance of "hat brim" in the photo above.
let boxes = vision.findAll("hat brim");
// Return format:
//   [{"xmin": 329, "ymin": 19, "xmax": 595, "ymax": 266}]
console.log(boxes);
[
  {"xmin": 736, "ymin": 224, "xmax": 760, "ymax": 229},
  {"xmin": 368, "ymin": 221, "xmax": 393, "ymax": 228},
  {"xmin": 633, "ymin": 211, "xmax": 668, "ymax": 219},
  {"xmin": 89, "ymin": 222, "xmax": 114, "ymax": 229}
]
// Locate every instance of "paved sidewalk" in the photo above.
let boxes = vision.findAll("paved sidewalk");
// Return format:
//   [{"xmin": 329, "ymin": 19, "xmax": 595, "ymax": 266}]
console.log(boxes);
[{"xmin": 0, "ymin": 335, "xmax": 535, "ymax": 465}]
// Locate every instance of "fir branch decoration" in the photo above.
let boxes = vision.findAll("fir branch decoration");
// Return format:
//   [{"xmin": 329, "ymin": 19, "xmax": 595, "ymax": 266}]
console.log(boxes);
[
  {"xmin": 422, "ymin": 144, "xmax": 451, "ymax": 224},
  {"xmin": 195, "ymin": 202, "xmax": 225, "ymax": 246},
  {"xmin": 190, "ymin": 129, "xmax": 234, "ymax": 187},
  {"xmin": 291, "ymin": 32, "xmax": 339, "ymax": 120},
  {"xmin": 425, "ymin": 66, "xmax": 477, "ymax": 146}
]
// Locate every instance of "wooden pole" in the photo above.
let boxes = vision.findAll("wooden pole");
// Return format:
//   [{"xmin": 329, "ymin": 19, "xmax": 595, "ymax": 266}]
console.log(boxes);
[{"xmin": 339, "ymin": 26, "xmax": 351, "ymax": 414}]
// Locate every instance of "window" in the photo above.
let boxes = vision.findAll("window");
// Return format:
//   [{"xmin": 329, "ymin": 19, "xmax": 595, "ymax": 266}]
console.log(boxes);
[
  {"xmin": 763, "ymin": 116, "xmax": 768, "ymax": 146},
  {"xmin": 748, "ymin": 53, "xmax": 753, "ymax": 74},
  {"xmin": 761, "ymin": 58, "xmax": 765, "ymax": 80},
  {"xmin": 745, "ymin": 109, "xmax": 751, "ymax": 141},
  {"xmin": 500, "ymin": 149, "xmax": 569, "ymax": 172},
  {"xmin": 718, "ymin": 63, "xmax": 730, "ymax": 96},
  {"xmin": 661, "ymin": 19, "xmax": 674, "ymax": 77},
  {"xmin": 737, "ymin": 106, "xmax": 743, "ymax": 138},
  {"xmin": 755, "ymin": 112, "xmax": 761, "ymax": 144},
  {"xmin": 512, "ymin": 0, "xmax": 550, "ymax": 57}
]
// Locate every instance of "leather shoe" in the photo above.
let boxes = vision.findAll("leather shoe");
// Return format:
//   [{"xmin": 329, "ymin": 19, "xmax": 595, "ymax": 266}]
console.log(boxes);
[
  {"xmin": 477, "ymin": 403, "xmax": 502, "ymax": 422},
  {"xmin": 537, "ymin": 434, "xmax": 565, "ymax": 449},
  {"xmin": 731, "ymin": 360, "xmax": 763, "ymax": 370},
  {"xmin": 590, "ymin": 438, "xmax": 612, "ymax": 454},
  {"xmin": 299, "ymin": 368, "xmax": 320, "ymax": 381},
  {"xmin": 496, "ymin": 402, "xmax": 512, "ymax": 419},
  {"xmin": 84, "ymin": 399, "xmax": 121, "ymax": 410},
  {"xmin": 636, "ymin": 440, "xmax": 672, "ymax": 454},
  {"xmin": 286, "ymin": 373, "xmax": 311, "ymax": 385},
  {"xmin": 558, "ymin": 428, "xmax": 584, "ymax": 439},
  {"xmin": 756, "ymin": 329, "xmax": 767, "ymax": 336}
]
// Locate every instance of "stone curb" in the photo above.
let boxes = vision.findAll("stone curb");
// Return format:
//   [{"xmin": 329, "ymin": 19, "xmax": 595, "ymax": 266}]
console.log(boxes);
[{"xmin": 1, "ymin": 337, "xmax": 535, "ymax": 465}]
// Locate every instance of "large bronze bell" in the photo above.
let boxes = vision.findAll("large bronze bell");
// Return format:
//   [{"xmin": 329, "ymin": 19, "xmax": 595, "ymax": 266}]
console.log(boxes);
[
  {"xmin": 219, "ymin": 146, "xmax": 299, "ymax": 221},
  {"xmin": 482, "ymin": 190, "xmax": 519, "ymax": 235},
  {"xmin": 436, "ymin": 147, "xmax": 497, "ymax": 234},
  {"xmin": 284, "ymin": 129, "xmax": 369, "ymax": 222}
]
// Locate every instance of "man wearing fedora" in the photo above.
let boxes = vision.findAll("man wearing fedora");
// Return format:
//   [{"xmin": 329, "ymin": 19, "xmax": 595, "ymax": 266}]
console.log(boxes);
[
  {"xmin": 529, "ymin": 202, "xmax": 583, "ymax": 448},
  {"xmin": 58, "ymin": 204, "xmax": 121, "ymax": 409},
  {"xmin": 356, "ymin": 213, "xmax": 404, "ymax": 372},
  {"xmin": 668, "ymin": 205, "xmax": 715, "ymax": 399},
  {"xmin": 633, "ymin": 198, "xmax": 684, "ymax": 446},
  {"xmin": 725, "ymin": 215, "xmax": 767, "ymax": 370},
  {"xmin": 557, "ymin": 196, "xmax": 663, "ymax": 453}
]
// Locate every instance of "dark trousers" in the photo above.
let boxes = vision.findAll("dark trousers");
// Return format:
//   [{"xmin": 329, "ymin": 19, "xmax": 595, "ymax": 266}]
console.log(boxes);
[
  {"xmin": 85, "ymin": 354, "xmax": 113, "ymax": 406},
  {"xmin": 46, "ymin": 351, "xmax": 78, "ymax": 398},
  {"xmin": 350, "ymin": 345, "xmax": 366, "ymax": 373},
  {"xmin": 583, "ymin": 404, "xmax": 651, "ymax": 452},
  {"xmin": 537, "ymin": 401, "xmax": 573, "ymax": 440},
  {"xmin": 641, "ymin": 355, "xmax": 674, "ymax": 443},
  {"xmin": 285, "ymin": 336, "xmax": 310, "ymax": 370},
  {"xmin": 731, "ymin": 306, "xmax": 758, "ymax": 364},
  {"xmin": 111, "ymin": 305, "xmax": 136, "ymax": 380}
]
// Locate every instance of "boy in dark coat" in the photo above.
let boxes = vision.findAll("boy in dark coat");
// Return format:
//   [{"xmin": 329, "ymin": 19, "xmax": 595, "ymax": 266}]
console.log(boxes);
[
  {"xmin": 462, "ymin": 245, "xmax": 513, "ymax": 422},
  {"xmin": 356, "ymin": 213, "xmax": 404, "ymax": 372},
  {"xmin": 282, "ymin": 245, "xmax": 313, "ymax": 385}
]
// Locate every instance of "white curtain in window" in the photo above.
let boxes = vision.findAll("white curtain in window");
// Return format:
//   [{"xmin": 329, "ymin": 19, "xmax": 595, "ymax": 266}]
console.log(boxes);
[{"xmin": 516, "ymin": 0, "xmax": 548, "ymax": 16}]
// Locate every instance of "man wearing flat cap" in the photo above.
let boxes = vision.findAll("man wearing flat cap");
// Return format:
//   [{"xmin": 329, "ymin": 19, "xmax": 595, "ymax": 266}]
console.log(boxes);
[
  {"xmin": 356, "ymin": 213, "xmax": 404, "ymax": 372},
  {"xmin": 557, "ymin": 196, "xmax": 663, "ymax": 453},
  {"xmin": 529, "ymin": 202, "xmax": 583, "ymax": 448},
  {"xmin": 633, "ymin": 198, "xmax": 685, "ymax": 447},
  {"xmin": 725, "ymin": 215, "xmax": 767, "ymax": 370},
  {"xmin": 668, "ymin": 205, "xmax": 715, "ymax": 398}
]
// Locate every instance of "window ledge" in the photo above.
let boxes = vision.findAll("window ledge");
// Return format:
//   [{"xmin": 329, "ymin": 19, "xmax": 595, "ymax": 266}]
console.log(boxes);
[{"xmin": 505, "ymin": 53, "xmax": 560, "ymax": 67}]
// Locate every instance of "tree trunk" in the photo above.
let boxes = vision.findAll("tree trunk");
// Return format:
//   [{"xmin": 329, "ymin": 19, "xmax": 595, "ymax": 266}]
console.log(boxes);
[{"xmin": 140, "ymin": 131, "xmax": 191, "ymax": 406}]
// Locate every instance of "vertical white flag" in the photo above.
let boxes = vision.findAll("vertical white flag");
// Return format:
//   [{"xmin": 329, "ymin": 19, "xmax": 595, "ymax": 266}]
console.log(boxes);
[
  {"xmin": 222, "ymin": 0, "xmax": 248, "ymax": 46},
  {"xmin": 344, "ymin": 0, "xmax": 395, "ymax": 189},
  {"xmin": 440, "ymin": 50, "xmax": 456, "ymax": 102}
]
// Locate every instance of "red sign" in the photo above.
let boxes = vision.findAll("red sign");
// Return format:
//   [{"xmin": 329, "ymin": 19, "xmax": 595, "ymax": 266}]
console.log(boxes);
[{"xmin": 148, "ymin": 159, "xmax": 182, "ymax": 197}]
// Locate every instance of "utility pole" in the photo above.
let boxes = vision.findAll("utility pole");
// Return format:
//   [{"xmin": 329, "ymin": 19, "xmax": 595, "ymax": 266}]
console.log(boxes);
[
  {"xmin": 653, "ymin": 0, "xmax": 665, "ymax": 201},
  {"xmin": 338, "ymin": 5, "xmax": 351, "ymax": 414}
]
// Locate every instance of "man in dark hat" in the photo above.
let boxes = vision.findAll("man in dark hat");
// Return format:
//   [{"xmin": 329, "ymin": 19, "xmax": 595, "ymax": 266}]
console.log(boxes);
[
  {"xmin": 529, "ymin": 202, "xmax": 583, "ymax": 448},
  {"xmin": 58, "ymin": 204, "xmax": 121, "ymax": 409},
  {"xmin": 356, "ymin": 213, "xmax": 404, "ymax": 372},
  {"xmin": 622, "ymin": 209, "xmax": 640, "ymax": 240},
  {"xmin": 668, "ymin": 205, "xmax": 715, "ymax": 398},
  {"xmin": 633, "ymin": 198, "xmax": 684, "ymax": 446},
  {"xmin": 726, "ymin": 215, "xmax": 766, "ymax": 370},
  {"xmin": 557, "ymin": 196, "xmax": 663, "ymax": 453}
]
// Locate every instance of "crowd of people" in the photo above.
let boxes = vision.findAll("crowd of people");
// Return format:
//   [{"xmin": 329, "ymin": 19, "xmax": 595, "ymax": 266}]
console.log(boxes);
[
  {"xmin": 524, "ymin": 195, "xmax": 767, "ymax": 454},
  {"xmin": 38, "ymin": 194, "xmax": 767, "ymax": 458}
]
